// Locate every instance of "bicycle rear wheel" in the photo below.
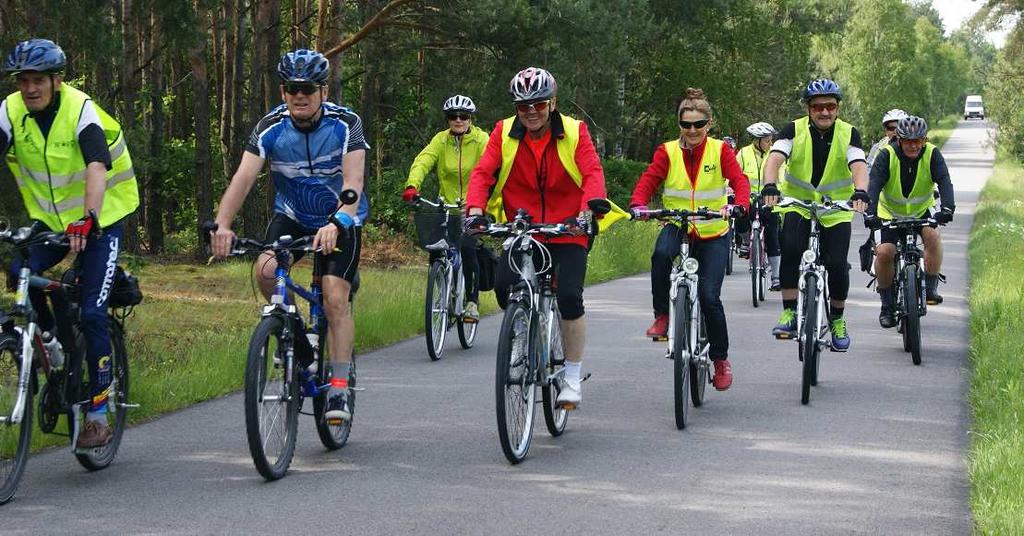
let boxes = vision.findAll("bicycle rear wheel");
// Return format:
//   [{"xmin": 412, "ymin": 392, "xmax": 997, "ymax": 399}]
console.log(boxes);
[
  {"xmin": 0, "ymin": 333, "xmax": 32, "ymax": 505},
  {"xmin": 902, "ymin": 265, "xmax": 922, "ymax": 365},
  {"xmin": 672, "ymin": 287, "xmax": 690, "ymax": 429},
  {"xmin": 800, "ymin": 274, "xmax": 819, "ymax": 405},
  {"xmin": 690, "ymin": 303, "xmax": 709, "ymax": 407},
  {"xmin": 758, "ymin": 236, "xmax": 769, "ymax": 302},
  {"xmin": 425, "ymin": 262, "xmax": 449, "ymax": 361},
  {"xmin": 457, "ymin": 271, "xmax": 478, "ymax": 349},
  {"xmin": 750, "ymin": 232, "xmax": 761, "ymax": 308},
  {"xmin": 313, "ymin": 330, "xmax": 354, "ymax": 450},
  {"xmin": 244, "ymin": 316, "xmax": 299, "ymax": 480},
  {"xmin": 495, "ymin": 301, "xmax": 536, "ymax": 463},
  {"xmin": 75, "ymin": 319, "xmax": 129, "ymax": 470},
  {"xmin": 541, "ymin": 310, "xmax": 568, "ymax": 437}
]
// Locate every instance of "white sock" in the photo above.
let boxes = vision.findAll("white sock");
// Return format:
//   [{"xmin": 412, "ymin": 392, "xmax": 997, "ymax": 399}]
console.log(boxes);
[{"xmin": 564, "ymin": 361, "xmax": 582, "ymax": 382}]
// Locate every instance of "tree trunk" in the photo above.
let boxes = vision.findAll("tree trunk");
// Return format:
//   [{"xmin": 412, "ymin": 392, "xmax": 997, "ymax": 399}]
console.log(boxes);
[
  {"xmin": 145, "ymin": 7, "xmax": 166, "ymax": 254},
  {"xmin": 119, "ymin": 0, "xmax": 142, "ymax": 253},
  {"xmin": 190, "ymin": 0, "xmax": 213, "ymax": 259},
  {"xmin": 257, "ymin": 0, "xmax": 282, "ymax": 216},
  {"xmin": 219, "ymin": 0, "xmax": 237, "ymax": 182}
]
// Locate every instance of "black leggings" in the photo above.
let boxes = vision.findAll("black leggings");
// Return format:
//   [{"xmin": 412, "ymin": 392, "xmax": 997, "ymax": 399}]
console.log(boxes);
[
  {"xmin": 734, "ymin": 207, "xmax": 781, "ymax": 257},
  {"xmin": 495, "ymin": 242, "xmax": 588, "ymax": 320},
  {"xmin": 779, "ymin": 213, "xmax": 851, "ymax": 301}
]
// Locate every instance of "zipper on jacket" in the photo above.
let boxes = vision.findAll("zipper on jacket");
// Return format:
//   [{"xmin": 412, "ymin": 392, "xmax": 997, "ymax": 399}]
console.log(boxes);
[
  {"xmin": 304, "ymin": 132, "xmax": 314, "ymax": 173},
  {"xmin": 39, "ymin": 119, "xmax": 61, "ymax": 227}
]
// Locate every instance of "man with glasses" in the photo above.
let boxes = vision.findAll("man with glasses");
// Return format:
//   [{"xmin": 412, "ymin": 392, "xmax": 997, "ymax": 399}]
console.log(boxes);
[
  {"xmin": 761, "ymin": 78, "xmax": 869, "ymax": 351},
  {"xmin": 211, "ymin": 49, "xmax": 368, "ymax": 425},
  {"xmin": 465, "ymin": 67, "xmax": 608, "ymax": 408},
  {"xmin": 867, "ymin": 109, "xmax": 908, "ymax": 169},
  {"xmin": 864, "ymin": 115, "xmax": 955, "ymax": 327},
  {"xmin": 403, "ymin": 95, "xmax": 489, "ymax": 321}
]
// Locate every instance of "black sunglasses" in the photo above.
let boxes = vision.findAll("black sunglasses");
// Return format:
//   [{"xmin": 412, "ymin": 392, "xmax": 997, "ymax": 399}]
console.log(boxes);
[
  {"xmin": 678, "ymin": 118, "xmax": 710, "ymax": 130},
  {"xmin": 283, "ymin": 83, "xmax": 321, "ymax": 96},
  {"xmin": 884, "ymin": 124, "xmax": 897, "ymax": 132},
  {"xmin": 447, "ymin": 113, "xmax": 471, "ymax": 121}
]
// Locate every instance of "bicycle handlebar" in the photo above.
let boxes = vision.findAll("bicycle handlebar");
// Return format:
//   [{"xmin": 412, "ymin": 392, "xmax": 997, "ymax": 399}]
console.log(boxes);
[
  {"xmin": 409, "ymin": 196, "xmax": 462, "ymax": 212},
  {"xmin": 0, "ymin": 226, "xmax": 70, "ymax": 248},
  {"xmin": 630, "ymin": 208, "xmax": 724, "ymax": 221},
  {"xmin": 200, "ymin": 221, "xmax": 316, "ymax": 256},
  {"xmin": 881, "ymin": 216, "xmax": 937, "ymax": 229},
  {"xmin": 775, "ymin": 197, "xmax": 853, "ymax": 212}
]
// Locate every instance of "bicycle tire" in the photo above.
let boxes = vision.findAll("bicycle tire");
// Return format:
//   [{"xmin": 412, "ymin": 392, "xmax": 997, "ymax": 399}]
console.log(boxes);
[
  {"xmin": 425, "ymin": 262, "xmax": 449, "ymax": 361},
  {"xmin": 541, "ymin": 308, "xmax": 568, "ymax": 437},
  {"xmin": 456, "ymin": 270, "xmax": 478, "ymax": 349},
  {"xmin": 903, "ymin": 265, "xmax": 922, "ymax": 365},
  {"xmin": 244, "ymin": 316, "xmax": 299, "ymax": 481},
  {"xmin": 725, "ymin": 228, "xmax": 734, "ymax": 276},
  {"xmin": 690, "ymin": 302, "xmax": 709, "ymax": 407},
  {"xmin": 313, "ymin": 328, "xmax": 355, "ymax": 450},
  {"xmin": 673, "ymin": 287, "xmax": 690, "ymax": 429},
  {"xmin": 75, "ymin": 319, "xmax": 129, "ymax": 471},
  {"xmin": 758, "ymin": 235, "xmax": 769, "ymax": 302},
  {"xmin": 0, "ymin": 333, "xmax": 32, "ymax": 505},
  {"xmin": 801, "ymin": 274, "xmax": 819, "ymax": 405},
  {"xmin": 495, "ymin": 300, "xmax": 536, "ymax": 464},
  {"xmin": 750, "ymin": 232, "xmax": 761, "ymax": 308}
]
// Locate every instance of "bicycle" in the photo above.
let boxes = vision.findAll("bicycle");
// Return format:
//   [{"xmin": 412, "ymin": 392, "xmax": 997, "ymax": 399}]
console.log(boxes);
[
  {"xmin": 879, "ymin": 217, "xmax": 937, "ymax": 366},
  {"xmin": 410, "ymin": 197, "xmax": 477, "ymax": 361},
  {"xmin": 747, "ymin": 193, "xmax": 770, "ymax": 308},
  {"xmin": 474, "ymin": 209, "xmax": 588, "ymax": 464},
  {"xmin": 202, "ymin": 196, "xmax": 358, "ymax": 481},
  {"xmin": 0, "ymin": 224, "xmax": 136, "ymax": 504},
  {"xmin": 633, "ymin": 207, "xmax": 722, "ymax": 430},
  {"xmin": 774, "ymin": 197, "xmax": 853, "ymax": 405}
]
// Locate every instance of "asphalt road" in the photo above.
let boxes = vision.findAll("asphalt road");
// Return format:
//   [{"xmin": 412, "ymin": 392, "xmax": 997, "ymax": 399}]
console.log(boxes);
[{"xmin": 3, "ymin": 120, "xmax": 990, "ymax": 534}]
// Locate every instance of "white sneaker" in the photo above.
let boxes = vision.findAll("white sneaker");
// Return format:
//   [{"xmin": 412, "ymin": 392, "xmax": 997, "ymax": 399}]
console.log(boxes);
[{"xmin": 556, "ymin": 378, "xmax": 582, "ymax": 408}]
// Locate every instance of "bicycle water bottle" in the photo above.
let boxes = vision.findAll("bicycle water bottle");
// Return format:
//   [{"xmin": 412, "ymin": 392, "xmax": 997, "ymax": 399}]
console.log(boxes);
[{"xmin": 42, "ymin": 331, "xmax": 64, "ymax": 369}]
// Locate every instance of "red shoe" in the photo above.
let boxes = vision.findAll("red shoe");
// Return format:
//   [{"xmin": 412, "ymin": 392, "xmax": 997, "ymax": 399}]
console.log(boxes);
[
  {"xmin": 713, "ymin": 359, "xmax": 733, "ymax": 391},
  {"xmin": 645, "ymin": 314, "xmax": 669, "ymax": 339}
]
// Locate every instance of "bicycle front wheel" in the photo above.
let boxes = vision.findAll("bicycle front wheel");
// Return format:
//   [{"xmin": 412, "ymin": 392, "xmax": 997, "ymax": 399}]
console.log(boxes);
[
  {"xmin": 75, "ymin": 319, "xmax": 129, "ymax": 471},
  {"xmin": 690, "ymin": 302, "xmax": 708, "ymax": 407},
  {"xmin": 725, "ymin": 228, "xmax": 735, "ymax": 276},
  {"xmin": 244, "ymin": 316, "xmax": 299, "ymax": 481},
  {"xmin": 800, "ymin": 274, "xmax": 819, "ymax": 405},
  {"xmin": 0, "ymin": 333, "xmax": 32, "ymax": 505},
  {"xmin": 495, "ymin": 301, "xmax": 536, "ymax": 463},
  {"xmin": 902, "ymin": 265, "xmax": 922, "ymax": 365},
  {"xmin": 457, "ymin": 271, "xmax": 478, "ymax": 349},
  {"xmin": 672, "ymin": 287, "xmax": 691, "ymax": 429},
  {"xmin": 541, "ymin": 310, "xmax": 568, "ymax": 437},
  {"xmin": 750, "ymin": 232, "xmax": 761, "ymax": 308},
  {"xmin": 425, "ymin": 262, "xmax": 449, "ymax": 361}
]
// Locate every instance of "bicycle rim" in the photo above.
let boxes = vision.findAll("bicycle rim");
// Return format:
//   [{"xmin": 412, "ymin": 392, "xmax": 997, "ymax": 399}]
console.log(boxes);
[
  {"xmin": 244, "ymin": 317, "xmax": 299, "ymax": 480},
  {"xmin": 672, "ymin": 288, "xmax": 690, "ymax": 429},
  {"xmin": 750, "ymin": 237, "xmax": 760, "ymax": 308},
  {"xmin": 457, "ymin": 271, "xmax": 478, "ymax": 349},
  {"xmin": 541, "ymin": 310, "xmax": 568, "ymax": 436},
  {"xmin": 75, "ymin": 319, "xmax": 129, "ymax": 470},
  {"xmin": 801, "ymin": 276, "xmax": 819, "ymax": 405},
  {"xmin": 495, "ymin": 302, "xmax": 536, "ymax": 463},
  {"xmin": 0, "ymin": 333, "xmax": 32, "ymax": 505},
  {"xmin": 425, "ymin": 262, "xmax": 449, "ymax": 361},
  {"xmin": 904, "ymin": 265, "xmax": 922, "ymax": 365}
]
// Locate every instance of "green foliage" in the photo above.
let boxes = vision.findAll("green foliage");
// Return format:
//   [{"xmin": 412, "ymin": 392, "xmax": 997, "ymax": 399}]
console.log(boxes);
[
  {"xmin": 601, "ymin": 158, "xmax": 649, "ymax": 209},
  {"xmin": 986, "ymin": 25, "xmax": 1024, "ymax": 160}
]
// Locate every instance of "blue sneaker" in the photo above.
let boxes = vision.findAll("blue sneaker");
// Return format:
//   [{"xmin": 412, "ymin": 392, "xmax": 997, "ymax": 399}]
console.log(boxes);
[
  {"xmin": 830, "ymin": 317, "xmax": 850, "ymax": 352},
  {"xmin": 772, "ymin": 309, "xmax": 797, "ymax": 339}
]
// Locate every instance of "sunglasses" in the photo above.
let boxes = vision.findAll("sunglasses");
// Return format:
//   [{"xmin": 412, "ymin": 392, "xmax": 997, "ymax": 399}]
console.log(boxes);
[
  {"xmin": 884, "ymin": 124, "xmax": 897, "ymax": 132},
  {"xmin": 283, "ymin": 83, "xmax": 321, "ymax": 96},
  {"xmin": 515, "ymin": 100, "xmax": 551, "ymax": 113},
  {"xmin": 809, "ymin": 102, "xmax": 838, "ymax": 113},
  {"xmin": 678, "ymin": 119, "xmax": 710, "ymax": 130},
  {"xmin": 447, "ymin": 113, "xmax": 471, "ymax": 121}
]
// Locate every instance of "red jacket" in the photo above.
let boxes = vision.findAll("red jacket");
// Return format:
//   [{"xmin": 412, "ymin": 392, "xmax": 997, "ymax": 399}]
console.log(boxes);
[
  {"xmin": 630, "ymin": 138, "xmax": 750, "ymax": 238},
  {"xmin": 467, "ymin": 112, "xmax": 607, "ymax": 246}
]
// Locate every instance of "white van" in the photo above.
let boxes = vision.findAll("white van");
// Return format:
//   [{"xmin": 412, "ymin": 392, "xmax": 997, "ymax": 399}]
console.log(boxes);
[{"xmin": 964, "ymin": 95, "xmax": 984, "ymax": 120}]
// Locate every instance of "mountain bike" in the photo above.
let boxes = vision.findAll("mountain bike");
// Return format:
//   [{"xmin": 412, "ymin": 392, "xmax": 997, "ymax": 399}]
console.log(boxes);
[
  {"xmin": 202, "ymin": 193, "xmax": 359, "ymax": 481},
  {"xmin": 475, "ymin": 209, "xmax": 588, "ymax": 464},
  {"xmin": 0, "ymin": 225, "xmax": 136, "ymax": 504},
  {"xmin": 410, "ymin": 197, "xmax": 476, "ymax": 361},
  {"xmin": 774, "ymin": 197, "xmax": 852, "ymax": 405},
  {"xmin": 632, "ymin": 207, "xmax": 722, "ymax": 429},
  {"xmin": 748, "ymin": 193, "xmax": 769, "ymax": 308},
  {"xmin": 880, "ymin": 217, "xmax": 938, "ymax": 366}
]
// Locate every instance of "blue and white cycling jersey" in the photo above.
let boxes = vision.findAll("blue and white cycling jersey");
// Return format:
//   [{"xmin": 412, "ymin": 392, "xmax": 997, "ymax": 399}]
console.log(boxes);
[{"xmin": 246, "ymin": 102, "xmax": 370, "ymax": 229}]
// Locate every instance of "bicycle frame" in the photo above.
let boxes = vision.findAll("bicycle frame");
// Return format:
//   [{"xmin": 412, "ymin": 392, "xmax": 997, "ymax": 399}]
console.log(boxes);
[
  {"xmin": 666, "ymin": 227, "xmax": 703, "ymax": 363},
  {"xmin": 417, "ymin": 197, "xmax": 467, "ymax": 318},
  {"xmin": 886, "ymin": 219, "xmax": 930, "ymax": 321},
  {"xmin": 505, "ymin": 234, "xmax": 562, "ymax": 386}
]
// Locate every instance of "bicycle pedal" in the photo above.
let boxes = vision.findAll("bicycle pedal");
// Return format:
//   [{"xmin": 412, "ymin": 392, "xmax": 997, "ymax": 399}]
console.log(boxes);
[
  {"xmin": 325, "ymin": 417, "xmax": 348, "ymax": 426},
  {"xmin": 652, "ymin": 336, "xmax": 668, "ymax": 342},
  {"xmin": 558, "ymin": 402, "xmax": 578, "ymax": 411}
]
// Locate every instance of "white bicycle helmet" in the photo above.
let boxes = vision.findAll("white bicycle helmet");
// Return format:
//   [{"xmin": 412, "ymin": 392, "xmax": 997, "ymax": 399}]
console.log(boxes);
[
  {"xmin": 881, "ymin": 108, "xmax": 909, "ymax": 125},
  {"xmin": 745, "ymin": 122, "xmax": 776, "ymax": 138},
  {"xmin": 442, "ymin": 94, "xmax": 476, "ymax": 114},
  {"xmin": 509, "ymin": 67, "xmax": 557, "ymax": 103}
]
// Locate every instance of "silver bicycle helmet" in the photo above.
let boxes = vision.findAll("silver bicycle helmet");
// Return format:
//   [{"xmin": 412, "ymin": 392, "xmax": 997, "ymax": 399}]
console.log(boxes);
[
  {"xmin": 895, "ymin": 116, "xmax": 928, "ymax": 140},
  {"xmin": 442, "ymin": 94, "xmax": 476, "ymax": 114},
  {"xmin": 745, "ymin": 122, "xmax": 776, "ymax": 138},
  {"xmin": 509, "ymin": 67, "xmax": 557, "ymax": 103}
]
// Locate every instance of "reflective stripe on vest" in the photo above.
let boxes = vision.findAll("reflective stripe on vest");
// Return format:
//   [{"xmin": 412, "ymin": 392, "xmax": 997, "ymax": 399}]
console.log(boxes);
[
  {"xmin": 5, "ymin": 84, "xmax": 139, "ymax": 231},
  {"xmin": 662, "ymin": 138, "xmax": 729, "ymax": 238},
  {"xmin": 485, "ymin": 115, "xmax": 582, "ymax": 223},
  {"xmin": 879, "ymin": 143, "xmax": 936, "ymax": 219},
  {"xmin": 778, "ymin": 116, "xmax": 855, "ymax": 227}
]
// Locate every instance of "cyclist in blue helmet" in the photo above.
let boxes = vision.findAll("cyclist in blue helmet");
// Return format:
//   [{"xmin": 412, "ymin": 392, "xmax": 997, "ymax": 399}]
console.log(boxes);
[
  {"xmin": 211, "ymin": 49, "xmax": 368, "ymax": 425},
  {"xmin": 1, "ymin": 38, "xmax": 140, "ymax": 448},
  {"xmin": 761, "ymin": 78, "xmax": 870, "ymax": 352}
]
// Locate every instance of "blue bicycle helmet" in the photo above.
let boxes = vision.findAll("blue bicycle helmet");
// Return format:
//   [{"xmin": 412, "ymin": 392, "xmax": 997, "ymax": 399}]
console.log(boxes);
[
  {"xmin": 4, "ymin": 38, "xmax": 66, "ymax": 74},
  {"xmin": 802, "ymin": 78, "xmax": 842, "ymax": 102},
  {"xmin": 277, "ymin": 49, "xmax": 330, "ymax": 84}
]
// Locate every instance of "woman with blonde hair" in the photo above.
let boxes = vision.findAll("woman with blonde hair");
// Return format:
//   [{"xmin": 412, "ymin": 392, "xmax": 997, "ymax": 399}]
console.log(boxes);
[{"xmin": 629, "ymin": 88, "xmax": 750, "ymax": 391}]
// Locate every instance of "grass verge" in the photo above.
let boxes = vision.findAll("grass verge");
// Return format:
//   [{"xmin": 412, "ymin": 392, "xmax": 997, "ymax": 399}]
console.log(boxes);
[
  {"xmin": 6, "ymin": 220, "xmax": 659, "ymax": 452},
  {"xmin": 968, "ymin": 154, "xmax": 1024, "ymax": 533}
]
